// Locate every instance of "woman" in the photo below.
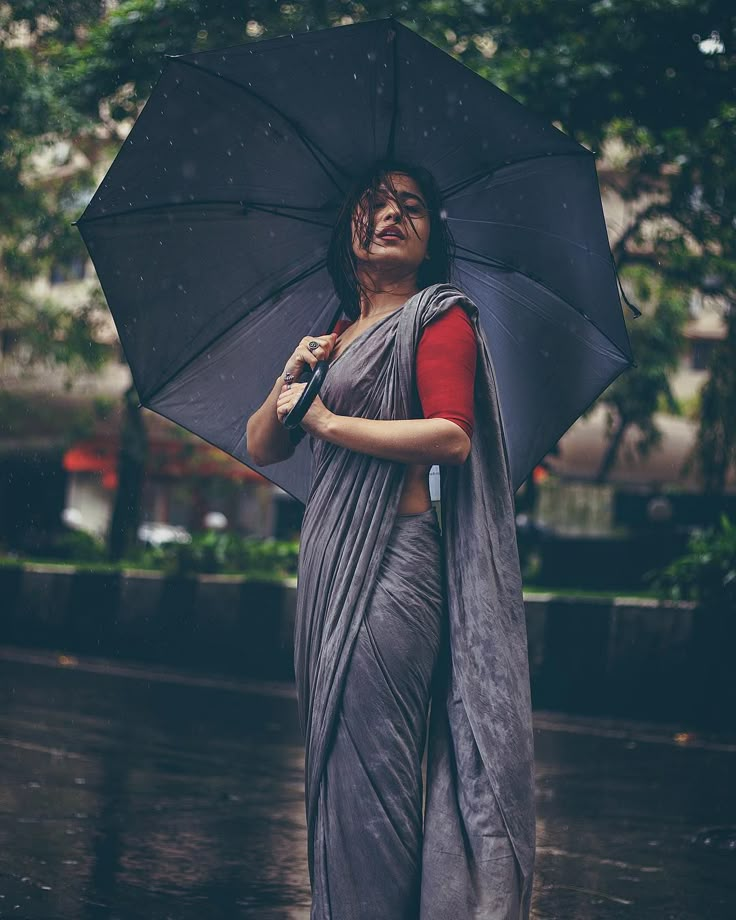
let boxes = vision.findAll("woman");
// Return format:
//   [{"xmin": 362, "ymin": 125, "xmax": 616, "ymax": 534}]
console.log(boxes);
[{"xmin": 245, "ymin": 160, "xmax": 535, "ymax": 919}]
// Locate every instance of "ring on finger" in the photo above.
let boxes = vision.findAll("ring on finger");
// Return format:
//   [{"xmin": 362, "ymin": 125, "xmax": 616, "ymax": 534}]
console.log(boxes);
[{"xmin": 308, "ymin": 340, "xmax": 319, "ymax": 352}]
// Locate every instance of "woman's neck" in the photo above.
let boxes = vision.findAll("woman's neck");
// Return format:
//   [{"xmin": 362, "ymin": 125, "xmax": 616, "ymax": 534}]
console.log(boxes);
[{"xmin": 356, "ymin": 282, "xmax": 419, "ymax": 321}]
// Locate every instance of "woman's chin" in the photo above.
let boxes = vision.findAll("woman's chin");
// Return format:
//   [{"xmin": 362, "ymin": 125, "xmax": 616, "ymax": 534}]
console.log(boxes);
[{"xmin": 356, "ymin": 252, "xmax": 423, "ymax": 275}]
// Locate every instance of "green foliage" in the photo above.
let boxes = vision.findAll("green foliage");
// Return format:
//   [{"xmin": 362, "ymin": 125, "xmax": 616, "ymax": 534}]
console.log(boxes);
[
  {"xmin": 0, "ymin": 6, "xmax": 108, "ymax": 372},
  {"xmin": 138, "ymin": 530, "xmax": 301, "ymax": 577},
  {"xmin": 645, "ymin": 514, "xmax": 736, "ymax": 610},
  {"xmin": 15, "ymin": 292, "xmax": 112, "ymax": 385},
  {"xmin": 1, "ymin": 528, "xmax": 301, "ymax": 577},
  {"xmin": 48, "ymin": 527, "xmax": 108, "ymax": 562}
]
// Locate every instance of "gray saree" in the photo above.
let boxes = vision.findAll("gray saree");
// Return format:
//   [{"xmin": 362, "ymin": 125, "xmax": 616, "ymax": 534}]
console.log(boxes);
[{"xmin": 293, "ymin": 282, "xmax": 536, "ymax": 918}]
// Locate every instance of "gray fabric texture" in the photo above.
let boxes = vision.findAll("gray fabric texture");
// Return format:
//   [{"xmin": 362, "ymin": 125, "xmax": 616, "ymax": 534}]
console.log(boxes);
[{"xmin": 294, "ymin": 282, "xmax": 536, "ymax": 918}]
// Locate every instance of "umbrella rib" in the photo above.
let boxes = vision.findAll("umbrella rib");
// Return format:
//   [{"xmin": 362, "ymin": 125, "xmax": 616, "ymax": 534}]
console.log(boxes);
[
  {"xmin": 386, "ymin": 21, "xmax": 399, "ymax": 159},
  {"xmin": 139, "ymin": 258, "xmax": 328, "ymax": 407},
  {"xmin": 448, "ymin": 216, "xmax": 614, "ymax": 263},
  {"xmin": 455, "ymin": 248, "xmax": 632, "ymax": 363},
  {"xmin": 171, "ymin": 57, "xmax": 349, "ymax": 197},
  {"xmin": 75, "ymin": 199, "xmax": 334, "ymax": 230},
  {"xmin": 440, "ymin": 149, "xmax": 593, "ymax": 200}
]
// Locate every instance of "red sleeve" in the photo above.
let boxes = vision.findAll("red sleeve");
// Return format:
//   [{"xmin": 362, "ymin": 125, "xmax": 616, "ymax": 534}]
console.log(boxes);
[{"xmin": 416, "ymin": 304, "xmax": 476, "ymax": 440}]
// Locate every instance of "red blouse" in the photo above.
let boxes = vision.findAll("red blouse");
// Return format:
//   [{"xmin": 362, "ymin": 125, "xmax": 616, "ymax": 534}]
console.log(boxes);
[{"xmin": 330, "ymin": 304, "xmax": 476, "ymax": 439}]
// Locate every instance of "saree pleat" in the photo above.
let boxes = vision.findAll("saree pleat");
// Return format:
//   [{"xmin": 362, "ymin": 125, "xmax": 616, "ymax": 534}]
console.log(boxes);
[
  {"xmin": 312, "ymin": 509, "xmax": 443, "ymax": 918},
  {"xmin": 294, "ymin": 284, "xmax": 535, "ymax": 919}
]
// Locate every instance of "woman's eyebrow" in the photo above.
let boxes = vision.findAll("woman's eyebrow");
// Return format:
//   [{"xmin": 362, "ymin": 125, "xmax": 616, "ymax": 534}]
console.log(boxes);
[{"xmin": 376, "ymin": 189, "xmax": 427, "ymax": 207}]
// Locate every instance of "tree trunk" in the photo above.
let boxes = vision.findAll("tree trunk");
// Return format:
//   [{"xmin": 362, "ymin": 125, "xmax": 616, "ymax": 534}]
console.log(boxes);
[
  {"xmin": 108, "ymin": 384, "xmax": 148, "ymax": 562},
  {"xmin": 595, "ymin": 415, "xmax": 628, "ymax": 483}
]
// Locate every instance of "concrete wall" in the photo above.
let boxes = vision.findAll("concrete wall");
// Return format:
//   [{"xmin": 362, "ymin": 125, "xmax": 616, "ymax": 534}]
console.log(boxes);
[{"xmin": 1, "ymin": 565, "xmax": 732, "ymax": 728}]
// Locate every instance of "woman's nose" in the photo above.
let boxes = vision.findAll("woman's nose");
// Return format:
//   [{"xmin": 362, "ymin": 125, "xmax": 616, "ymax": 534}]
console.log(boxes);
[
  {"xmin": 379, "ymin": 199, "xmax": 401, "ymax": 220},
  {"xmin": 379, "ymin": 206, "xmax": 401, "ymax": 227}
]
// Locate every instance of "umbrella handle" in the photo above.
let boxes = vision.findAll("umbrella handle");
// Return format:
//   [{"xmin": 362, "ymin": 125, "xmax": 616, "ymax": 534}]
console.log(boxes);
[{"xmin": 283, "ymin": 360, "xmax": 329, "ymax": 430}]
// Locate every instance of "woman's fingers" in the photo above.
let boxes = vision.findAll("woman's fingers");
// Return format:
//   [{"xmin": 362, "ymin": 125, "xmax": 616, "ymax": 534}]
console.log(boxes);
[
  {"xmin": 277, "ymin": 382, "xmax": 308, "ymax": 423},
  {"xmin": 299, "ymin": 332, "xmax": 338, "ymax": 368}
]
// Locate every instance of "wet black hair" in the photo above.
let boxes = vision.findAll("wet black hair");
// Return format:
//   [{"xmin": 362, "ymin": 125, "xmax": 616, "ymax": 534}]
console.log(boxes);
[{"xmin": 326, "ymin": 158, "xmax": 456, "ymax": 321}]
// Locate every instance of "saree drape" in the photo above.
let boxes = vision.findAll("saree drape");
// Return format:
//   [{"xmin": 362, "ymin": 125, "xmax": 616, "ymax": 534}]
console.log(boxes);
[{"xmin": 293, "ymin": 283, "xmax": 536, "ymax": 919}]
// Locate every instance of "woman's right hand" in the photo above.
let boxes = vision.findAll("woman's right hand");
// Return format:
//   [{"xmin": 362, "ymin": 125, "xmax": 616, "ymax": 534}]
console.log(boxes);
[{"xmin": 282, "ymin": 332, "xmax": 338, "ymax": 379}]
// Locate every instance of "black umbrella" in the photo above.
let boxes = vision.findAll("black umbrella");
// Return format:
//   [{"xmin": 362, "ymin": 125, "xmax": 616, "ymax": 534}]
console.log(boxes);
[{"xmin": 76, "ymin": 16, "xmax": 638, "ymax": 504}]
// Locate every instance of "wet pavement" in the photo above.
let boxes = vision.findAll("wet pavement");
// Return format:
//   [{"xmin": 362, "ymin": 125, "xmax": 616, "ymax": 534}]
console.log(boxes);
[{"xmin": 0, "ymin": 645, "xmax": 734, "ymax": 919}]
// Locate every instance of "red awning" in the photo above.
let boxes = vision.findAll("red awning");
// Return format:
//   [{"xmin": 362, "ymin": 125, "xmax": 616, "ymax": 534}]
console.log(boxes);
[{"xmin": 63, "ymin": 436, "xmax": 267, "ymax": 490}]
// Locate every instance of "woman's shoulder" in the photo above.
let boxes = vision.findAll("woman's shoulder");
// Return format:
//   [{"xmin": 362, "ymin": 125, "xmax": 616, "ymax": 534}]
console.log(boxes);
[{"xmin": 422, "ymin": 303, "xmax": 475, "ymax": 336}]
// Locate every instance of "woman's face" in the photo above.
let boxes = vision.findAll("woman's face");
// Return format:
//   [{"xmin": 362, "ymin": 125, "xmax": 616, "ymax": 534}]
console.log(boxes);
[{"xmin": 350, "ymin": 172, "xmax": 430, "ymax": 277}]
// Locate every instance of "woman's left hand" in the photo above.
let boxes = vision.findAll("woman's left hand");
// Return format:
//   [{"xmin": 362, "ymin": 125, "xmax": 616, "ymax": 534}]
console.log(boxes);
[{"xmin": 276, "ymin": 382, "xmax": 333, "ymax": 436}]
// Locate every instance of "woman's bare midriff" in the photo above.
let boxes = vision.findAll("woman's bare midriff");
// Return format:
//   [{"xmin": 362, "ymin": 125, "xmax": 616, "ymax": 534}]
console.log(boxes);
[
  {"xmin": 397, "ymin": 463, "xmax": 432, "ymax": 514},
  {"xmin": 328, "ymin": 315, "xmax": 433, "ymax": 515}
]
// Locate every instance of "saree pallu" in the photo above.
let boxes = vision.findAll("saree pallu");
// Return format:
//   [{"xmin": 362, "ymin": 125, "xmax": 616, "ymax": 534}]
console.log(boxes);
[{"xmin": 294, "ymin": 283, "xmax": 536, "ymax": 919}]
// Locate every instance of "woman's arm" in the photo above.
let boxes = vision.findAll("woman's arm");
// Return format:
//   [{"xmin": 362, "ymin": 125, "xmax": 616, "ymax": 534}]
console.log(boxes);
[
  {"xmin": 319, "ymin": 414, "xmax": 471, "ymax": 465},
  {"xmin": 273, "ymin": 382, "xmax": 470, "ymax": 466},
  {"xmin": 246, "ymin": 373, "xmax": 298, "ymax": 466}
]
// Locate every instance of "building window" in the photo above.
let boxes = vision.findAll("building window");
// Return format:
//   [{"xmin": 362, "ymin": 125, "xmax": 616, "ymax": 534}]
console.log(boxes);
[
  {"xmin": 690, "ymin": 339, "xmax": 716, "ymax": 371},
  {"xmin": 0, "ymin": 328, "xmax": 21, "ymax": 358},
  {"xmin": 49, "ymin": 256, "xmax": 87, "ymax": 285}
]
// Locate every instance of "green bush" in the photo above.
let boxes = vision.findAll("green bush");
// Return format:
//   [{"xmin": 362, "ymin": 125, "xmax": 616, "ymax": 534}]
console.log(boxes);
[
  {"xmin": 644, "ymin": 513, "xmax": 736, "ymax": 610},
  {"xmin": 49, "ymin": 528, "xmax": 108, "ymax": 562},
  {"xmin": 138, "ymin": 530, "xmax": 300, "ymax": 577}
]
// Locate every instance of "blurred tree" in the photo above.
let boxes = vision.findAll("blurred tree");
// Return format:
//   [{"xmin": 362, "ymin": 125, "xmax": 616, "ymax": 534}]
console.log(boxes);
[
  {"xmin": 0, "ymin": 10, "xmax": 108, "ymax": 382},
  {"xmin": 588, "ymin": 268, "xmax": 688, "ymax": 482},
  {"xmin": 690, "ymin": 310, "xmax": 736, "ymax": 494}
]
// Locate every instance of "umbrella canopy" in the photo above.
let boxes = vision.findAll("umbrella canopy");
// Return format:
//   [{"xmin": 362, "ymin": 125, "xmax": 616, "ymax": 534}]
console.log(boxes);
[{"xmin": 76, "ymin": 16, "xmax": 636, "ymax": 503}]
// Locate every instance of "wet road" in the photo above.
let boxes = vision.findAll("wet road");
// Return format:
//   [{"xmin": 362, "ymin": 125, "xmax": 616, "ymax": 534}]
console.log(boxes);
[{"xmin": 1, "ymin": 646, "xmax": 734, "ymax": 919}]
